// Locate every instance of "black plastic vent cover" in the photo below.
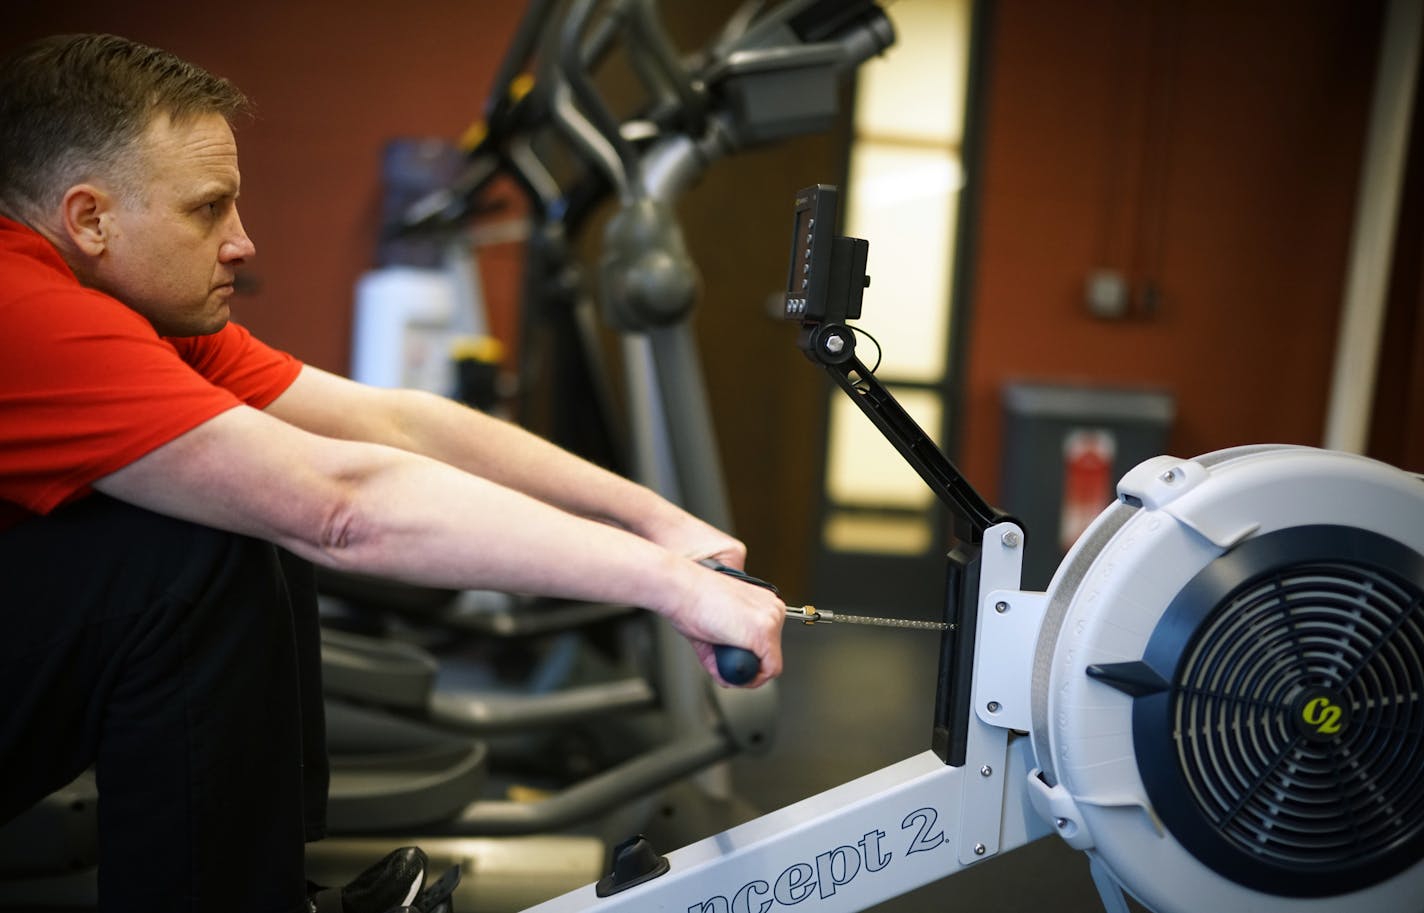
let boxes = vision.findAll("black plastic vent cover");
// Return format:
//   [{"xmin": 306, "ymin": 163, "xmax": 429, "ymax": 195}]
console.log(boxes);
[{"xmin": 1134, "ymin": 526, "xmax": 1424, "ymax": 898}]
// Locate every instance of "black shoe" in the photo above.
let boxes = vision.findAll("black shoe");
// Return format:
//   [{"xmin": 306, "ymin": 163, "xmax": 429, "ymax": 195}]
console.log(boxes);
[{"xmin": 308, "ymin": 846, "xmax": 427, "ymax": 913}]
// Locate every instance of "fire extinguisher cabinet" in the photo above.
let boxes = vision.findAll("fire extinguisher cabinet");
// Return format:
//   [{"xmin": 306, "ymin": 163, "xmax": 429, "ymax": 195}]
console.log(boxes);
[{"xmin": 1000, "ymin": 382, "xmax": 1175, "ymax": 590}]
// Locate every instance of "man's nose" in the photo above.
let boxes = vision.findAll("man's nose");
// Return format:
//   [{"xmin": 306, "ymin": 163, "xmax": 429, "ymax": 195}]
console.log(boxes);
[{"xmin": 221, "ymin": 208, "xmax": 256, "ymax": 261}]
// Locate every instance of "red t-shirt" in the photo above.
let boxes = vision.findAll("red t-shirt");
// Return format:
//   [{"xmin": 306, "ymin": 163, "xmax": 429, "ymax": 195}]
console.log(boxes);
[{"xmin": 0, "ymin": 215, "xmax": 302, "ymax": 529}]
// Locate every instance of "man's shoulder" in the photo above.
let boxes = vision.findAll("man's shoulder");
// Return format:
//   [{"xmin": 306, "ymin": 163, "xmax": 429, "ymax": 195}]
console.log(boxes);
[
  {"xmin": 0, "ymin": 265, "xmax": 158, "ymax": 341},
  {"xmin": 0, "ymin": 215, "xmax": 73, "ymax": 287},
  {"xmin": 0, "ymin": 221, "xmax": 159, "ymax": 340}
]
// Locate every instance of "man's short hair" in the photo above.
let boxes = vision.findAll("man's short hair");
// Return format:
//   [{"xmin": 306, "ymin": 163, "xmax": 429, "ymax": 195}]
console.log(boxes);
[{"xmin": 0, "ymin": 33, "xmax": 249, "ymax": 222}]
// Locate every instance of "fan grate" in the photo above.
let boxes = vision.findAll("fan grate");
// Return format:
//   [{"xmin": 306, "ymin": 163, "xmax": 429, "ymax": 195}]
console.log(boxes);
[{"xmin": 1172, "ymin": 560, "xmax": 1424, "ymax": 870}]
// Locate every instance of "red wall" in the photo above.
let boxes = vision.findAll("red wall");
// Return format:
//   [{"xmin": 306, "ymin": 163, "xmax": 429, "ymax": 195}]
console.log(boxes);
[
  {"xmin": 5, "ymin": 0, "xmax": 527, "ymax": 374},
  {"xmin": 962, "ymin": 0, "xmax": 1388, "ymax": 497}
]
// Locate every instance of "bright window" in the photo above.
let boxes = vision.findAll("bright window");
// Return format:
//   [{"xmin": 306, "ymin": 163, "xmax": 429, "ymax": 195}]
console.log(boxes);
[{"xmin": 820, "ymin": 0, "xmax": 972, "ymax": 556}]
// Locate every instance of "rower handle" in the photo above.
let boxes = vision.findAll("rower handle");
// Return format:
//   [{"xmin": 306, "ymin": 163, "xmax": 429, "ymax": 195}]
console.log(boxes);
[{"xmin": 701, "ymin": 561, "xmax": 777, "ymax": 686}]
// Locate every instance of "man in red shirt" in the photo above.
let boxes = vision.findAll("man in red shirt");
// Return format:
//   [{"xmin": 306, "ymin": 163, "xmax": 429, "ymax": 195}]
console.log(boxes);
[{"xmin": 0, "ymin": 34, "xmax": 785, "ymax": 913}]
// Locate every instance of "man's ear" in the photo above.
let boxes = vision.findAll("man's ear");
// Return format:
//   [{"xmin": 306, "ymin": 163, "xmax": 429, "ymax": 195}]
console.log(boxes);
[{"xmin": 59, "ymin": 184, "xmax": 114, "ymax": 257}]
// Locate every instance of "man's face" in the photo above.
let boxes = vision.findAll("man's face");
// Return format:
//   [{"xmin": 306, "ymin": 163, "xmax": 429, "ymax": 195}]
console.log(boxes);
[{"xmin": 89, "ymin": 111, "xmax": 255, "ymax": 336}]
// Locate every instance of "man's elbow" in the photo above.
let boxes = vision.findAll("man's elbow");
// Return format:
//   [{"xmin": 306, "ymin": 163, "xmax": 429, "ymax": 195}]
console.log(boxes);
[
  {"xmin": 318, "ymin": 493, "xmax": 360, "ymax": 555},
  {"xmin": 281, "ymin": 479, "xmax": 374, "ymax": 571},
  {"xmin": 278, "ymin": 443, "xmax": 430, "ymax": 577}
]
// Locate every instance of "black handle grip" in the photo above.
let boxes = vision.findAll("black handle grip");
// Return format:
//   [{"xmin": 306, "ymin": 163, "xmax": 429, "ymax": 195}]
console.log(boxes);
[
  {"xmin": 713, "ymin": 644, "xmax": 760, "ymax": 686},
  {"xmin": 701, "ymin": 560, "xmax": 778, "ymax": 686}
]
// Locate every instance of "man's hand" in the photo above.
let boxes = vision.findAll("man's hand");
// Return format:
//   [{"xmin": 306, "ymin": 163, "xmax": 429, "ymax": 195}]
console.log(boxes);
[
  {"xmin": 641, "ymin": 511, "xmax": 749, "ymax": 571},
  {"xmin": 657, "ymin": 556, "xmax": 785, "ymax": 688}
]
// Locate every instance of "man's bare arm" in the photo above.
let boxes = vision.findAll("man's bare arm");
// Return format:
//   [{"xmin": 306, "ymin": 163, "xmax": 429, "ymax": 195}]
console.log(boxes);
[
  {"xmin": 263, "ymin": 364, "xmax": 744, "ymax": 564},
  {"xmin": 92, "ymin": 404, "xmax": 783, "ymax": 685}
]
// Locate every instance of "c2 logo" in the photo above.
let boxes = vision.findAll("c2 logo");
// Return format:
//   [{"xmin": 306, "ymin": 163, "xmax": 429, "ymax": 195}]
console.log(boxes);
[
  {"xmin": 1301, "ymin": 696, "xmax": 1343, "ymax": 735},
  {"xmin": 1292, "ymin": 688, "xmax": 1351, "ymax": 743}
]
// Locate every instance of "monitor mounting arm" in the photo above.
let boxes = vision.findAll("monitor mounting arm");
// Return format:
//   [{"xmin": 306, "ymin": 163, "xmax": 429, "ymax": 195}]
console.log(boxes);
[{"xmin": 783, "ymin": 184, "xmax": 1016, "ymax": 545}]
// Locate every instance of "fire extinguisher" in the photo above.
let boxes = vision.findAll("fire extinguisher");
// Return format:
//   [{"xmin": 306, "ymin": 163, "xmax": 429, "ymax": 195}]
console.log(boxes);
[{"xmin": 1060, "ymin": 429, "xmax": 1116, "ymax": 552}]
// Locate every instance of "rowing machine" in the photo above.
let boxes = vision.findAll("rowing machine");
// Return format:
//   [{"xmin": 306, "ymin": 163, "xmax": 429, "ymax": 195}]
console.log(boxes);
[{"xmin": 519, "ymin": 184, "xmax": 1424, "ymax": 913}]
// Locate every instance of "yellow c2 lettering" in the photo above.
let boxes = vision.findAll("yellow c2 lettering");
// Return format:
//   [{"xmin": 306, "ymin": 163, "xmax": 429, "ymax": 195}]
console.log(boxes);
[{"xmin": 1302, "ymin": 696, "xmax": 1343, "ymax": 735}]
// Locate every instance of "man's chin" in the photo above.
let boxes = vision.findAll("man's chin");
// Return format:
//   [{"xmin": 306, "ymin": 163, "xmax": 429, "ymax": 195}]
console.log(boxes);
[
  {"xmin": 159, "ymin": 304, "xmax": 231, "ymax": 338},
  {"xmin": 196, "ymin": 312, "xmax": 231, "ymax": 336}
]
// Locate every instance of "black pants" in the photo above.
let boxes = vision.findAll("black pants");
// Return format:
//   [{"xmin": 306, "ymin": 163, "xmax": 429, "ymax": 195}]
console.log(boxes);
[{"xmin": 0, "ymin": 495, "xmax": 329, "ymax": 912}]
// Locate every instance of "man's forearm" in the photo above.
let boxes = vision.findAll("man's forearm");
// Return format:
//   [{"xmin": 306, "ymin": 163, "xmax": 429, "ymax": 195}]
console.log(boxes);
[
  {"xmin": 303, "ymin": 441, "xmax": 782, "ymax": 685},
  {"xmin": 291, "ymin": 438, "xmax": 682, "ymax": 601},
  {"xmin": 265, "ymin": 367, "xmax": 744, "ymax": 567},
  {"xmin": 385, "ymin": 387, "xmax": 683, "ymax": 536}
]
